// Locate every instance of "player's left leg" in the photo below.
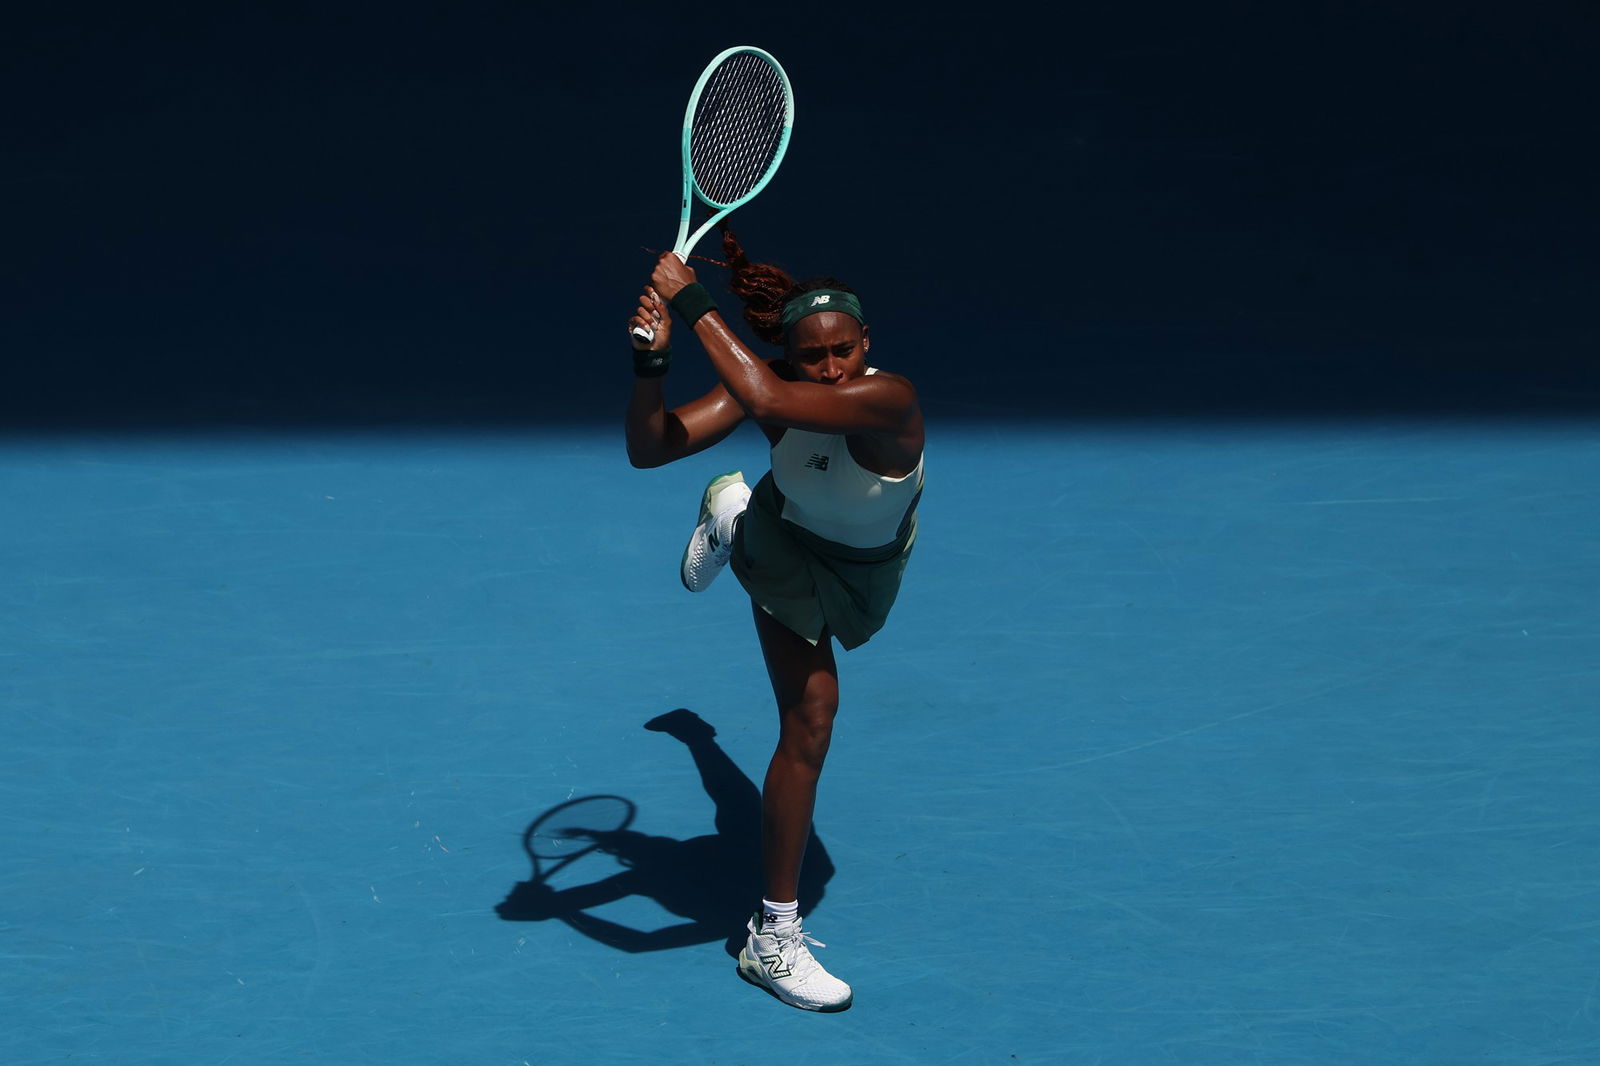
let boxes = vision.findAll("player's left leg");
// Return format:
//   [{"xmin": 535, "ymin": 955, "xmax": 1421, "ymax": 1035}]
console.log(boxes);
[{"xmin": 735, "ymin": 604, "xmax": 852, "ymax": 1012}]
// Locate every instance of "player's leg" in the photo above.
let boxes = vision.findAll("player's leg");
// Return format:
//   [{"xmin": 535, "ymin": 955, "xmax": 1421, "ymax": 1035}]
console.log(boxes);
[
  {"xmin": 752, "ymin": 603, "xmax": 838, "ymax": 902},
  {"xmin": 681, "ymin": 471, "xmax": 751, "ymax": 592},
  {"xmin": 735, "ymin": 602, "xmax": 852, "ymax": 1012}
]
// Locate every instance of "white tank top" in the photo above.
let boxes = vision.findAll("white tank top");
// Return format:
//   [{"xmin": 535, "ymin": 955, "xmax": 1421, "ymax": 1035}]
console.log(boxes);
[{"xmin": 768, "ymin": 372, "xmax": 924, "ymax": 549}]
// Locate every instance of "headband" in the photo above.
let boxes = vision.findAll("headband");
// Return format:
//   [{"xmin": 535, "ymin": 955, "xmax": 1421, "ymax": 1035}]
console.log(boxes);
[{"xmin": 780, "ymin": 289, "xmax": 864, "ymax": 333}]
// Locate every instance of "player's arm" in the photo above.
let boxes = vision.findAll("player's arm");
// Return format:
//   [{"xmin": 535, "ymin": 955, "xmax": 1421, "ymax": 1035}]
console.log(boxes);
[
  {"xmin": 648, "ymin": 253, "xmax": 917, "ymax": 437},
  {"xmin": 625, "ymin": 379, "xmax": 747, "ymax": 469},
  {"xmin": 692, "ymin": 313, "xmax": 917, "ymax": 435},
  {"xmin": 624, "ymin": 285, "xmax": 747, "ymax": 469}
]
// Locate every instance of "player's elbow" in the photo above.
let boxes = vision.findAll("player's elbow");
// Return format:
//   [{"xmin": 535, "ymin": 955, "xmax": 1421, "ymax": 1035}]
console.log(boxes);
[
  {"xmin": 627, "ymin": 446, "xmax": 667, "ymax": 470},
  {"xmin": 625, "ymin": 435, "xmax": 668, "ymax": 468},
  {"xmin": 741, "ymin": 389, "xmax": 782, "ymax": 424}
]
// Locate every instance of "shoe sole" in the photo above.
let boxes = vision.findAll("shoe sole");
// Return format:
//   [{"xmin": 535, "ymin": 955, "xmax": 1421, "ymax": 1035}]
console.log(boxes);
[
  {"xmin": 679, "ymin": 470, "xmax": 744, "ymax": 592},
  {"xmin": 735, "ymin": 955, "xmax": 854, "ymax": 1013}
]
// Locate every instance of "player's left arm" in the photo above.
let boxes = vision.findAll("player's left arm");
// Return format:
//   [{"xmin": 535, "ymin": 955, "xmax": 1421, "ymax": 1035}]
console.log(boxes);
[
  {"xmin": 696, "ymin": 313, "xmax": 917, "ymax": 435},
  {"xmin": 649, "ymin": 252, "xmax": 917, "ymax": 437}
]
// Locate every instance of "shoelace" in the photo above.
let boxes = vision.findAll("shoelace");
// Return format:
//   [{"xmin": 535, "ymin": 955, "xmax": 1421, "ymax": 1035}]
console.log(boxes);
[
  {"xmin": 708, "ymin": 508, "xmax": 740, "ymax": 562},
  {"xmin": 770, "ymin": 924, "xmax": 828, "ymax": 980}
]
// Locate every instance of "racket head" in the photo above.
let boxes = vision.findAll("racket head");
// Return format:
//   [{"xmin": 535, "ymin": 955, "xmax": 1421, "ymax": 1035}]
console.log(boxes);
[
  {"xmin": 681, "ymin": 46, "xmax": 794, "ymax": 213},
  {"xmin": 524, "ymin": 794, "xmax": 637, "ymax": 878}
]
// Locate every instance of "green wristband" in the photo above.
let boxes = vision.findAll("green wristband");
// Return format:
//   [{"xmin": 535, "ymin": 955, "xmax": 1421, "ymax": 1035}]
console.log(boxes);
[
  {"xmin": 669, "ymin": 283, "xmax": 718, "ymax": 327},
  {"xmin": 633, "ymin": 346, "xmax": 671, "ymax": 378}
]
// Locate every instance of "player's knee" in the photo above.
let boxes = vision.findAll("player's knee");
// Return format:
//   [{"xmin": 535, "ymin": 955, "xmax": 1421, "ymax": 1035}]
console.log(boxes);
[{"xmin": 780, "ymin": 697, "xmax": 836, "ymax": 767}]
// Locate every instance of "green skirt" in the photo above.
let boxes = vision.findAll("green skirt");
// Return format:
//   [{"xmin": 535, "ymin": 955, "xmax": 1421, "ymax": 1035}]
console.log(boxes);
[{"xmin": 729, "ymin": 471, "xmax": 918, "ymax": 651}]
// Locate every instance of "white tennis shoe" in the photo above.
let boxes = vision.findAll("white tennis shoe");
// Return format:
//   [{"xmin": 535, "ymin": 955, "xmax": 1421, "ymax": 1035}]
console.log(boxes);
[
  {"xmin": 736, "ymin": 912, "xmax": 853, "ymax": 1012},
  {"xmin": 680, "ymin": 470, "xmax": 750, "ymax": 593}
]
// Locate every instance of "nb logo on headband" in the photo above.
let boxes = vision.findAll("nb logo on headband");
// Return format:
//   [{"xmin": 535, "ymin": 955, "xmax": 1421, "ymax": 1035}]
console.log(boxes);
[{"xmin": 810, "ymin": 295, "xmax": 831, "ymax": 306}]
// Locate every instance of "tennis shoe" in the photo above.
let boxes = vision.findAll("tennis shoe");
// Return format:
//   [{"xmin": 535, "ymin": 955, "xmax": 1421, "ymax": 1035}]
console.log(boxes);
[
  {"xmin": 736, "ymin": 912, "xmax": 853, "ymax": 1012},
  {"xmin": 680, "ymin": 470, "xmax": 750, "ymax": 593}
]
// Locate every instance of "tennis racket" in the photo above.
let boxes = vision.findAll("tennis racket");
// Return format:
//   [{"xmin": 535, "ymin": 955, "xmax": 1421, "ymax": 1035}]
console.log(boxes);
[
  {"xmin": 632, "ymin": 45, "xmax": 795, "ymax": 344},
  {"xmin": 523, "ymin": 794, "xmax": 637, "ymax": 884}
]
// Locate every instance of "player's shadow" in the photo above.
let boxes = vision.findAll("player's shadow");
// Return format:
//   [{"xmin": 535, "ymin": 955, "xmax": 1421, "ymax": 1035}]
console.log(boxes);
[{"xmin": 495, "ymin": 709, "xmax": 832, "ymax": 958}]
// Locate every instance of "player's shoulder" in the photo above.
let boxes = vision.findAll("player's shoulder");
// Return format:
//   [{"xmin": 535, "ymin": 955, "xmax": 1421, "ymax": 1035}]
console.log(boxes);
[{"xmin": 863, "ymin": 367, "xmax": 918, "ymax": 400}]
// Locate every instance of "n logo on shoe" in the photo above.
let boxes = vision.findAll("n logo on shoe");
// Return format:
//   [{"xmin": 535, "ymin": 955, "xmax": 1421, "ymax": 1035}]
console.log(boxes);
[
  {"xmin": 804, "ymin": 454, "xmax": 829, "ymax": 471},
  {"xmin": 760, "ymin": 953, "xmax": 792, "ymax": 979}
]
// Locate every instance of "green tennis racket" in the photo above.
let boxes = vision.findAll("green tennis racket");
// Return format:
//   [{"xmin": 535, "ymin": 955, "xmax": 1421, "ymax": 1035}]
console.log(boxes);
[{"xmin": 633, "ymin": 45, "xmax": 795, "ymax": 343}]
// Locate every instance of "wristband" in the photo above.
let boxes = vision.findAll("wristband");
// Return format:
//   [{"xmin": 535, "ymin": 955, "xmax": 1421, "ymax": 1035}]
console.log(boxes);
[
  {"xmin": 668, "ymin": 283, "xmax": 718, "ymax": 328},
  {"xmin": 633, "ymin": 346, "xmax": 671, "ymax": 378}
]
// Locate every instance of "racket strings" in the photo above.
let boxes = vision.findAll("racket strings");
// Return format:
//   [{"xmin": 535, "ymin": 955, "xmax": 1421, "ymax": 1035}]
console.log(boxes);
[{"xmin": 690, "ymin": 53, "xmax": 789, "ymax": 208}]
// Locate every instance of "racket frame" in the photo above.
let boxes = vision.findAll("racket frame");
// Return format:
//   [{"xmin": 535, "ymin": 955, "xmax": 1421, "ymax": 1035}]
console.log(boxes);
[
  {"xmin": 633, "ymin": 46, "xmax": 793, "ymax": 344},
  {"xmin": 671, "ymin": 44, "xmax": 795, "ymax": 262}
]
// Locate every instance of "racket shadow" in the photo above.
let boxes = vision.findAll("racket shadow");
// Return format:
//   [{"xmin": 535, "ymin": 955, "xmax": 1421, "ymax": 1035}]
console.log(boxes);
[{"xmin": 495, "ymin": 709, "xmax": 833, "ymax": 958}]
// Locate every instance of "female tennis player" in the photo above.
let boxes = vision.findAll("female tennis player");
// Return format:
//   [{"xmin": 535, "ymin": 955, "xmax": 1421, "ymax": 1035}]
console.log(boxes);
[{"xmin": 624, "ymin": 228, "xmax": 924, "ymax": 1012}]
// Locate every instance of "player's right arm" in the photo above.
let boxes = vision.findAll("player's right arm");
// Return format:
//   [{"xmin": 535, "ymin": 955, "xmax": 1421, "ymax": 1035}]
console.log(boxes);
[
  {"xmin": 625, "ymin": 378, "xmax": 746, "ymax": 469},
  {"xmin": 624, "ymin": 285, "xmax": 747, "ymax": 469}
]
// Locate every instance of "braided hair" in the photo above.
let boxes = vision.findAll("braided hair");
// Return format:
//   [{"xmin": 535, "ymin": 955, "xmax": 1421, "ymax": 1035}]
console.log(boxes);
[{"xmin": 720, "ymin": 225, "xmax": 857, "ymax": 348}]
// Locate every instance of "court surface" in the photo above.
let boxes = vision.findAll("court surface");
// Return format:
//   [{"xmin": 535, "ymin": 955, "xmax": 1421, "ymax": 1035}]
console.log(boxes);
[{"xmin": 5, "ymin": 415, "xmax": 1597, "ymax": 1064}]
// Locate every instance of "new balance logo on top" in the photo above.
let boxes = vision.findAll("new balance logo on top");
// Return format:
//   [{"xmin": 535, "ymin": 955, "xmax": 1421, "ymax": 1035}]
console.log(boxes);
[
  {"xmin": 809, "ymin": 294, "xmax": 831, "ymax": 307},
  {"xmin": 804, "ymin": 454, "xmax": 829, "ymax": 471}
]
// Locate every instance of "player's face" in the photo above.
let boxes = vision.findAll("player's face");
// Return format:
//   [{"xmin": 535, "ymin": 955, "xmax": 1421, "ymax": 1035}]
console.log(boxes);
[{"xmin": 785, "ymin": 313, "xmax": 870, "ymax": 386}]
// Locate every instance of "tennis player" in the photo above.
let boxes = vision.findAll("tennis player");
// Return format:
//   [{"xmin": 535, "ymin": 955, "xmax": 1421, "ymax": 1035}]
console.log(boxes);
[{"xmin": 624, "ymin": 228, "xmax": 924, "ymax": 1012}]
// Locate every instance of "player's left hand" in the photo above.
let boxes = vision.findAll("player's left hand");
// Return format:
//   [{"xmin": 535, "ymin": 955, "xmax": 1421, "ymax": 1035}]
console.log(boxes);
[
  {"xmin": 629, "ymin": 286, "xmax": 669, "ymax": 351},
  {"xmin": 650, "ymin": 252, "xmax": 697, "ymax": 302}
]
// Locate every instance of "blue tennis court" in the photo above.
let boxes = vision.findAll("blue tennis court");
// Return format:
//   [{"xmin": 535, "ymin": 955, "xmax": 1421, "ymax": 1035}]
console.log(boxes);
[
  {"xmin": 7, "ymin": 4, "xmax": 1597, "ymax": 1061},
  {"xmin": 6, "ymin": 415, "xmax": 1596, "ymax": 1063}
]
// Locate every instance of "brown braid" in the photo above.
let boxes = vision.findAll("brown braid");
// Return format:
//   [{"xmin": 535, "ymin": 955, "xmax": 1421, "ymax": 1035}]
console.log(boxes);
[{"xmin": 720, "ymin": 224, "xmax": 857, "ymax": 348}]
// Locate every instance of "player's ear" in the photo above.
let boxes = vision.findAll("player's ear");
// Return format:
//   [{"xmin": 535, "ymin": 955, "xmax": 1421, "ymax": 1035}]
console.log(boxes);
[{"xmin": 861, "ymin": 326, "xmax": 871, "ymax": 353}]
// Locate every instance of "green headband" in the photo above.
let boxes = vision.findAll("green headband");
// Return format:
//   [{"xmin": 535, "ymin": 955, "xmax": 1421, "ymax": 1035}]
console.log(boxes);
[{"xmin": 780, "ymin": 289, "xmax": 864, "ymax": 333}]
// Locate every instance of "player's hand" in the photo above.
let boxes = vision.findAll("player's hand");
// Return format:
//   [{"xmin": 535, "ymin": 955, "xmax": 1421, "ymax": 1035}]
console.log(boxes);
[
  {"xmin": 649, "ymin": 252, "xmax": 697, "ymax": 302},
  {"xmin": 629, "ymin": 286, "xmax": 669, "ymax": 351}
]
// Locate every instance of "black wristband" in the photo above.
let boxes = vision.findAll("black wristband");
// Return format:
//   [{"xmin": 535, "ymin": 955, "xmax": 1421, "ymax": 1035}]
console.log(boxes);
[
  {"xmin": 633, "ymin": 346, "xmax": 671, "ymax": 378},
  {"xmin": 668, "ymin": 283, "xmax": 718, "ymax": 328}
]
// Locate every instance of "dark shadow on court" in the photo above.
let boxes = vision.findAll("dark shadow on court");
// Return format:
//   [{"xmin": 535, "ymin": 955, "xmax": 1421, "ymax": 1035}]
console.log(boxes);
[{"xmin": 495, "ymin": 709, "xmax": 833, "ymax": 958}]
